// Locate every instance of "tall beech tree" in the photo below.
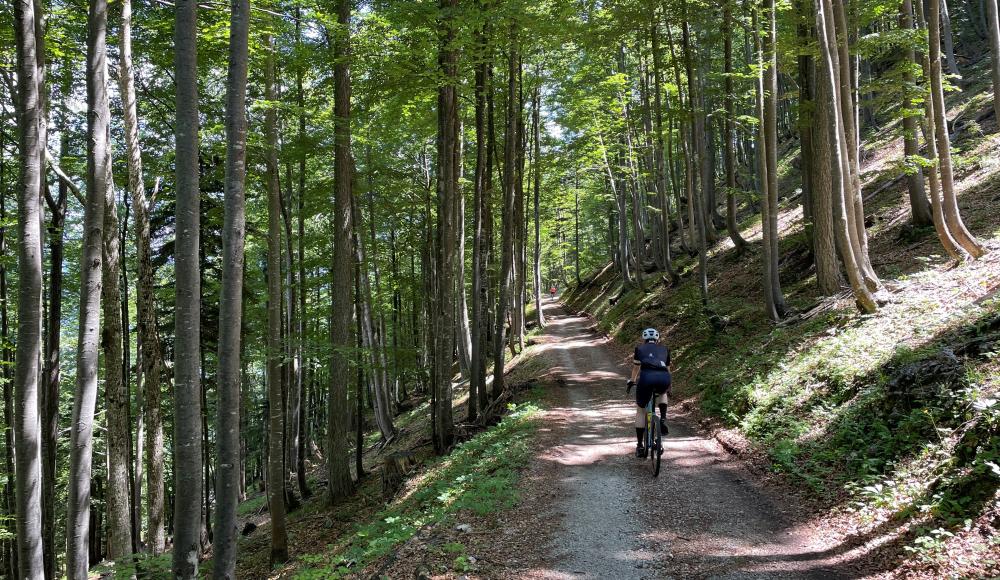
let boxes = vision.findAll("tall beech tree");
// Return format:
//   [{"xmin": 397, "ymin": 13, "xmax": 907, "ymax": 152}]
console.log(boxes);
[
  {"xmin": 172, "ymin": 0, "xmax": 205, "ymax": 575},
  {"xmin": 12, "ymin": 0, "xmax": 45, "ymax": 575},
  {"xmin": 67, "ymin": 0, "xmax": 111, "ymax": 574},
  {"xmin": 213, "ymin": 0, "xmax": 250, "ymax": 575},
  {"xmin": 328, "ymin": 0, "xmax": 358, "ymax": 502}
]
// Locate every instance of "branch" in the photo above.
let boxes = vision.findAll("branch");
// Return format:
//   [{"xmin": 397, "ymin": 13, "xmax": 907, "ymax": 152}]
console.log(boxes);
[{"xmin": 45, "ymin": 150, "xmax": 85, "ymax": 205}]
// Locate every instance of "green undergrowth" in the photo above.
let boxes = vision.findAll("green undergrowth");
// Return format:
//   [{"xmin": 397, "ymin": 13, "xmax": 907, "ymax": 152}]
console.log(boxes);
[{"xmin": 294, "ymin": 401, "xmax": 542, "ymax": 579}]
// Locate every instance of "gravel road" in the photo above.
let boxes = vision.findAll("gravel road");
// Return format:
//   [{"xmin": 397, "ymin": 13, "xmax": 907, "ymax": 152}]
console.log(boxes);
[{"xmin": 506, "ymin": 300, "xmax": 867, "ymax": 580}]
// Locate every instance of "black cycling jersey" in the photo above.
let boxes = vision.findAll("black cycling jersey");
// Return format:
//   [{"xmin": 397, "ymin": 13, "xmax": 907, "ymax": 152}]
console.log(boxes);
[{"xmin": 634, "ymin": 342, "xmax": 670, "ymax": 371}]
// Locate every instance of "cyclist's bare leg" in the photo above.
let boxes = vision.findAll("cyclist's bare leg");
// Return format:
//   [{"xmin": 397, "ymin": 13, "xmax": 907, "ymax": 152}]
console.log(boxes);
[{"xmin": 635, "ymin": 406, "xmax": 645, "ymax": 444}]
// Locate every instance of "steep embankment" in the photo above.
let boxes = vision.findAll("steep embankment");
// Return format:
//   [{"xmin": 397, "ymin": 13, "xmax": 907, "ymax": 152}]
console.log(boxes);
[{"xmin": 565, "ymin": 60, "xmax": 1000, "ymax": 578}]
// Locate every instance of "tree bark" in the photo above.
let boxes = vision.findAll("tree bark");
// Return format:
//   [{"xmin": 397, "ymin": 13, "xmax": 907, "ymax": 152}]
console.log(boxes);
[
  {"xmin": 722, "ymin": 3, "xmax": 748, "ymax": 256},
  {"xmin": 987, "ymin": 0, "xmax": 1000, "ymax": 125},
  {"xmin": 41, "ymin": 93, "xmax": 69, "ymax": 576},
  {"xmin": 328, "ymin": 0, "xmax": 358, "ymax": 502},
  {"xmin": 470, "ymin": 13, "xmax": 490, "ymax": 422},
  {"xmin": 816, "ymin": 0, "xmax": 878, "ymax": 312},
  {"xmin": 352, "ymin": 193, "xmax": 395, "ymax": 440},
  {"xmin": 212, "ymin": 0, "xmax": 250, "ymax": 575},
  {"xmin": 433, "ymin": 0, "xmax": 459, "ymax": 454},
  {"xmin": 901, "ymin": 0, "xmax": 934, "ymax": 226},
  {"xmin": 263, "ymin": 33, "xmax": 290, "ymax": 564},
  {"xmin": 102, "ymin": 134, "xmax": 132, "ymax": 564},
  {"xmin": 172, "ymin": 0, "xmax": 204, "ymax": 575},
  {"xmin": 531, "ymin": 81, "xmax": 546, "ymax": 328},
  {"xmin": 928, "ymin": 0, "xmax": 986, "ymax": 257},
  {"xmin": 915, "ymin": 0, "xmax": 966, "ymax": 259},
  {"xmin": 119, "ymin": 0, "xmax": 166, "ymax": 553},
  {"xmin": 940, "ymin": 0, "xmax": 960, "ymax": 76},
  {"xmin": 811, "ymin": 67, "xmax": 842, "ymax": 295},
  {"xmin": 67, "ymin": 0, "xmax": 112, "ymax": 573},
  {"xmin": 494, "ymin": 19, "xmax": 519, "ymax": 404},
  {"xmin": 12, "ymin": 0, "xmax": 46, "ymax": 575}
]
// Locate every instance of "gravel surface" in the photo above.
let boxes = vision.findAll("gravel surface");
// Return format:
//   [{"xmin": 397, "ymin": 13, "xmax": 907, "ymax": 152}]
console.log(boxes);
[{"xmin": 495, "ymin": 301, "xmax": 870, "ymax": 580}]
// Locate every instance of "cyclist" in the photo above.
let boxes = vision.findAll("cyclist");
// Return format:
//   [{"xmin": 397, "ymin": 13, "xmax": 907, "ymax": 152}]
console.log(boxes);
[{"xmin": 626, "ymin": 328, "xmax": 671, "ymax": 458}]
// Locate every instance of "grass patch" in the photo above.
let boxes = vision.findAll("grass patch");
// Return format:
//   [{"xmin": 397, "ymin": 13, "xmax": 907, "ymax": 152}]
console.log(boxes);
[{"xmin": 294, "ymin": 401, "xmax": 542, "ymax": 579}]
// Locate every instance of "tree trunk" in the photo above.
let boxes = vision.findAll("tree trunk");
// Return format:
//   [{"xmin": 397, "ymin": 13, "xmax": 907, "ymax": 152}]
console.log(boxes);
[
  {"xmin": 67, "ymin": 0, "xmax": 112, "ymax": 573},
  {"xmin": 756, "ymin": 3, "xmax": 786, "ymax": 321},
  {"xmin": 352, "ymin": 193, "xmax": 395, "ymax": 440},
  {"xmin": 901, "ymin": 0, "xmax": 934, "ymax": 226},
  {"xmin": 494, "ymin": 19, "xmax": 519, "ymax": 404},
  {"xmin": 294, "ymin": 8, "xmax": 311, "ymax": 501},
  {"xmin": 263, "ymin": 33, "xmax": 290, "ymax": 565},
  {"xmin": 12, "ymin": 0, "xmax": 45, "ymax": 575},
  {"xmin": 940, "ymin": 0, "xmax": 960, "ymax": 76},
  {"xmin": 41, "ymin": 108, "xmax": 69, "ymax": 577},
  {"xmin": 915, "ymin": 0, "xmax": 966, "ymax": 259},
  {"xmin": 811, "ymin": 67, "xmax": 842, "ymax": 295},
  {"xmin": 470, "ymin": 14, "xmax": 489, "ymax": 422},
  {"xmin": 531, "ymin": 82, "xmax": 546, "ymax": 328},
  {"xmin": 929, "ymin": 0, "xmax": 986, "ymax": 257},
  {"xmin": 120, "ymin": 0, "xmax": 165, "ymax": 552},
  {"xmin": 172, "ymin": 0, "xmax": 204, "ymax": 575},
  {"xmin": 816, "ymin": 0, "xmax": 878, "ymax": 312},
  {"xmin": 722, "ymin": 4, "xmax": 748, "ymax": 256},
  {"xmin": 328, "ymin": 0, "xmax": 358, "ymax": 502},
  {"xmin": 212, "ymin": 0, "xmax": 250, "ymax": 575},
  {"xmin": 987, "ymin": 0, "xmax": 1000, "ymax": 125},
  {"xmin": 433, "ymin": 0, "xmax": 459, "ymax": 454},
  {"xmin": 102, "ymin": 137, "xmax": 132, "ymax": 564}
]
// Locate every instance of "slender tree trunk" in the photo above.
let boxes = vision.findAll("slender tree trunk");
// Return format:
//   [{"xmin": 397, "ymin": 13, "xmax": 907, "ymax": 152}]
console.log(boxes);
[
  {"xmin": 901, "ymin": 0, "xmax": 934, "ymax": 226},
  {"xmin": 755, "ymin": 7, "xmax": 782, "ymax": 321},
  {"xmin": 352, "ymin": 194, "xmax": 395, "ymax": 440},
  {"xmin": 12, "ymin": 0, "xmax": 45, "ymax": 575},
  {"xmin": 102, "ymin": 136, "xmax": 132, "ymax": 564},
  {"xmin": 929, "ymin": 0, "xmax": 986, "ymax": 257},
  {"xmin": 940, "ymin": 0, "xmax": 960, "ymax": 75},
  {"xmin": 531, "ymin": 82, "xmax": 546, "ymax": 328},
  {"xmin": 722, "ymin": 4, "xmax": 748, "ymax": 256},
  {"xmin": 915, "ymin": 0, "xmax": 966, "ymax": 259},
  {"xmin": 120, "ymin": 0, "xmax": 165, "ymax": 552},
  {"xmin": 294, "ymin": 8, "xmax": 311, "ymax": 500},
  {"xmin": 212, "ymin": 1, "xmax": 250, "ymax": 575},
  {"xmin": 494, "ymin": 19, "xmax": 518, "ymax": 403},
  {"xmin": 41, "ymin": 116, "xmax": 68, "ymax": 577},
  {"xmin": 987, "ymin": 0, "xmax": 1000, "ymax": 124},
  {"xmin": 262, "ymin": 33, "xmax": 290, "ymax": 566},
  {"xmin": 816, "ymin": 0, "xmax": 878, "ymax": 312},
  {"xmin": 67, "ymin": 0, "xmax": 112, "ymax": 573},
  {"xmin": 470, "ymin": 15, "xmax": 489, "ymax": 422},
  {"xmin": 433, "ymin": 0, "xmax": 459, "ymax": 453},
  {"xmin": 328, "ymin": 0, "xmax": 357, "ymax": 502},
  {"xmin": 172, "ymin": 0, "xmax": 204, "ymax": 575}
]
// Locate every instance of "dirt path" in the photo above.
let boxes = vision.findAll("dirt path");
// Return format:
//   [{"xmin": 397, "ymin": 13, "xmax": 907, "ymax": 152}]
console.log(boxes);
[{"xmin": 495, "ymin": 300, "xmax": 871, "ymax": 579}]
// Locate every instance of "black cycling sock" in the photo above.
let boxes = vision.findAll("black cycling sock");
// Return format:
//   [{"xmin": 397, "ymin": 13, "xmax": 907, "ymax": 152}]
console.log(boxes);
[
  {"xmin": 635, "ymin": 427, "xmax": 644, "ymax": 444},
  {"xmin": 658, "ymin": 403, "xmax": 668, "ymax": 421}
]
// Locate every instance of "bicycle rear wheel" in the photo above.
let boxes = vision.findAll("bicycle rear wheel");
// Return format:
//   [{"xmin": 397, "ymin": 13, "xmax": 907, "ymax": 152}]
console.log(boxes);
[
  {"xmin": 653, "ymin": 419, "xmax": 662, "ymax": 477},
  {"xmin": 649, "ymin": 418, "xmax": 661, "ymax": 477}
]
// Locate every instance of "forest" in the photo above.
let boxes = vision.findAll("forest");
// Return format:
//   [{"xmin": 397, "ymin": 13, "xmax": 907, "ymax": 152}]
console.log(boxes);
[{"xmin": 1, "ymin": 0, "xmax": 999, "ymax": 577}]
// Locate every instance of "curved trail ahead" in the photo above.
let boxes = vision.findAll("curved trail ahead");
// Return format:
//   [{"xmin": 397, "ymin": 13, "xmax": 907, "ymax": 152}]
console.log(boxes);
[{"xmin": 498, "ymin": 300, "xmax": 868, "ymax": 579}]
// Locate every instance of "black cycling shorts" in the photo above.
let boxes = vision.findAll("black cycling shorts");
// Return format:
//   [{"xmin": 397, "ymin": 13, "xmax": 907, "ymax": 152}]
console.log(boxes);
[{"xmin": 635, "ymin": 369, "xmax": 671, "ymax": 407}]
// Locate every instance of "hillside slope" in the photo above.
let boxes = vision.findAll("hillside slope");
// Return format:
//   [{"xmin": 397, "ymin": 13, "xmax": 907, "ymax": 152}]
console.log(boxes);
[{"xmin": 564, "ymin": 60, "xmax": 1000, "ymax": 578}]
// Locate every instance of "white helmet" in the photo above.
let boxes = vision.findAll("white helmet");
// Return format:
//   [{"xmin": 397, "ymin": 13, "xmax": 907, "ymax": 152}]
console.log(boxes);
[{"xmin": 641, "ymin": 328, "xmax": 659, "ymax": 341}]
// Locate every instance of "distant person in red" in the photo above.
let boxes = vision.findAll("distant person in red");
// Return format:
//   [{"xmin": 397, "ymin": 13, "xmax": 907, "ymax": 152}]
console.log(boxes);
[{"xmin": 549, "ymin": 286, "xmax": 557, "ymax": 298}]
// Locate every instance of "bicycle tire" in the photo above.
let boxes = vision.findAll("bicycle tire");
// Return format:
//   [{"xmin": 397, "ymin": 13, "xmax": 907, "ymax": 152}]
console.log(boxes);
[{"xmin": 653, "ymin": 419, "xmax": 662, "ymax": 477}]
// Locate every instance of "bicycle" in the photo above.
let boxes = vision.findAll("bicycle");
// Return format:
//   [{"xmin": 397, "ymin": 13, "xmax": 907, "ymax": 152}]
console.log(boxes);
[
  {"xmin": 627, "ymin": 381, "xmax": 665, "ymax": 477},
  {"xmin": 644, "ymin": 396, "xmax": 664, "ymax": 477}
]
